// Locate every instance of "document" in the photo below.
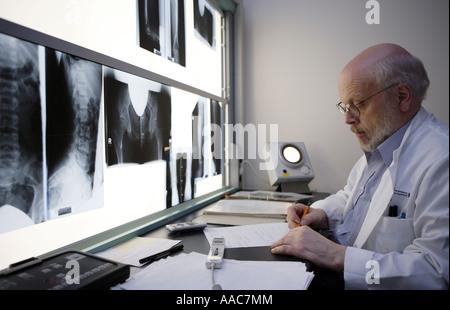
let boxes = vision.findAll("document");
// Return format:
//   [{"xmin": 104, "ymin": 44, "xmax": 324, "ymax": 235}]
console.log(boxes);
[
  {"xmin": 117, "ymin": 252, "xmax": 314, "ymax": 290},
  {"xmin": 203, "ymin": 199, "xmax": 291, "ymax": 218},
  {"xmin": 196, "ymin": 213, "xmax": 285, "ymax": 226},
  {"xmin": 228, "ymin": 190, "xmax": 313, "ymax": 202},
  {"xmin": 203, "ymin": 223, "xmax": 290, "ymax": 248},
  {"xmin": 95, "ymin": 237, "xmax": 181, "ymax": 267},
  {"xmin": 197, "ymin": 199, "xmax": 292, "ymax": 226}
]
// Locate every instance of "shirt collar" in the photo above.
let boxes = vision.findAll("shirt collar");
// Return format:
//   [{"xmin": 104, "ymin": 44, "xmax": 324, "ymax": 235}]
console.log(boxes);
[{"xmin": 366, "ymin": 120, "xmax": 412, "ymax": 167}]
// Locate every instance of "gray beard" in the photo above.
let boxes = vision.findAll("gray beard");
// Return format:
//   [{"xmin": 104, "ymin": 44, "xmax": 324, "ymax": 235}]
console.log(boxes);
[{"xmin": 360, "ymin": 103, "xmax": 400, "ymax": 152}]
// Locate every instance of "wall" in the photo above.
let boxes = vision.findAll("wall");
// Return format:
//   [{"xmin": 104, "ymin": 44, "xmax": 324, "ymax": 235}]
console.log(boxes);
[{"xmin": 237, "ymin": 0, "xmax": 449, "ymax": 194}]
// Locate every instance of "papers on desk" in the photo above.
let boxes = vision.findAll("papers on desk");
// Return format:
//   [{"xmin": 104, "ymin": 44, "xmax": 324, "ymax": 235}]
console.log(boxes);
[
  {"xmin": 197, "ymin": 199, "xmax": 292, "ymax": 226},
  {"xmin": 204, "ymin": 199, "xmax": 290, "ymax": 218},
  {"xmin": 203, "ymin": 223, "xmax": 290, "ymax": 248},
  {"xmin": 96, "ymin": 237, "xmax": 181, "ymax": 267},
  {"xmin": 228, "ymin": 190, "xmax": 313, "ymax": 202},
  {"xmin": 118, "ymin": 252, "xmax": 314, "ymax": 290}
]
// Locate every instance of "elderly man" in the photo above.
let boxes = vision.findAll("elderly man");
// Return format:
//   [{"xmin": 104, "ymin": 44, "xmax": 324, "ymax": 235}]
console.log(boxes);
[{"xmin": 271, "ymin": 43, "xmax": 449, "ymax": 290}]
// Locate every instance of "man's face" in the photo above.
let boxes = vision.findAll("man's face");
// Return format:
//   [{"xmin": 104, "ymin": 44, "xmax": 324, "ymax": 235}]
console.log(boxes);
[{"xmin": 339, "ymin": 79, "xmax": 401, "ymax": 152}]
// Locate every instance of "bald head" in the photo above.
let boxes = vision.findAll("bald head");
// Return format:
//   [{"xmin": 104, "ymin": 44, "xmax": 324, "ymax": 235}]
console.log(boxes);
[
  {"xmin": 338, "ymin": 43, "xmax": 429, "ymax": 108},
  {"xmin": 339, "ymin": 44, "xmax": 411, "ymax": 88}
]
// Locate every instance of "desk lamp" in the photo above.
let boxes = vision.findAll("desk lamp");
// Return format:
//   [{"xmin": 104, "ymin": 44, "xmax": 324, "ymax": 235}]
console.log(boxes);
[{"xmin": 265, "ymin": 142, "xmax": 314, "ymax": 194}]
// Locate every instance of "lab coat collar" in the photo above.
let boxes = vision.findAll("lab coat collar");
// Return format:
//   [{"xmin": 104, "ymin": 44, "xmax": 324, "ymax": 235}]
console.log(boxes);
[{"xmin": 351, "ymin": 108, "xmax": 428, "ymax": 248}]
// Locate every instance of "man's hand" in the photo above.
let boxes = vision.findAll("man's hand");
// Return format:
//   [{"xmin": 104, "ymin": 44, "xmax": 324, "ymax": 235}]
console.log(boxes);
[
  {"xmin": 286, "ymin": 203, "xmax": 329, "ymax": 230},
  {"xmin": 270, "ymin": 225, "xmax": 346, "ymax": 272}
]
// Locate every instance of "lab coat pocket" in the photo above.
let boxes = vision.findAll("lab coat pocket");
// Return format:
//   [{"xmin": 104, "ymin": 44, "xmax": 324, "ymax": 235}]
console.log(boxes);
[{"xmin": 372, "ymin": 216, "xmax": 414, "ymax": 254}]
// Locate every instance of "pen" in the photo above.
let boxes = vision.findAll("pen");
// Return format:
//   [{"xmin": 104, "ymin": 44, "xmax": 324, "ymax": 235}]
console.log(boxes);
[
  {"xmin": 297, "ymin": 203, "xmax": 310, "ymax": 227},
  {"xmin": 139, "ymin": 244, "xmax": 184, "ymax": 265}
]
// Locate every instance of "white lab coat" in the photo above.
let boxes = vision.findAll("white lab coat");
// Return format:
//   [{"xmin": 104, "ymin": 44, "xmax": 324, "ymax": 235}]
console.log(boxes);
[{"xmin": 314, "ymin": 108, "xmax": 449, "ymax": 289}]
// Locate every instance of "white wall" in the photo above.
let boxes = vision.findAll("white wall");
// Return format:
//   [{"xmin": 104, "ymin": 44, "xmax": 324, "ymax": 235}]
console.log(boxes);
[{"xmin": 237, "ymin": 0, "xmax": 449, "ymax": 194}]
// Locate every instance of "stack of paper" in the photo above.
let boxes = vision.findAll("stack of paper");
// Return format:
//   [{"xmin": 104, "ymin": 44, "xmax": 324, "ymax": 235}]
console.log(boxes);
[
  {"xmin": 197, "ymin": 199, "xmax": 292, "ymax": 225},
  {"xmin": 117, "ymin": 252, "xmax": 314, "ymax": 290},
  {"xmin": 204, "ymin": 199, "xmax": 290, "ymax": 218},
  {"xmin": 228, "ymin": 190, "xmax": 312, "ymax": 202}
]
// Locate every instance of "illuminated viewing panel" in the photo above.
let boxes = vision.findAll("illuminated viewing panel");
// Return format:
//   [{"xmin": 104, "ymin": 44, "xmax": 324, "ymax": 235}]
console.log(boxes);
[
  {"xmin": 0, "ymin": 30, "xmax": 224, "ymax": 234},
  {"xmin": 0, "ymin": 0, "xmax": 228, "ymax": 269}
]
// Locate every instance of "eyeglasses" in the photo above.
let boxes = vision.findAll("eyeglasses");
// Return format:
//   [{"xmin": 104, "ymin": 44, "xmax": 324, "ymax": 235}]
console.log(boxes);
[{"xmin": 336, "ymin": 83, "xmax": 397, "ymax": 117}]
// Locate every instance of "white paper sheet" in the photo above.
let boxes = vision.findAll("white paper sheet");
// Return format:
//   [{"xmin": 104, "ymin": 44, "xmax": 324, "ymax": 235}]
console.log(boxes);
[
  {"xmin": 96, "ymin": 237, "xmax": 181, "ymax": 267},
  {"xmin": 203, "ymin": 223, "xmax": 290, "ymax": 248},
  {"xmin": 117, "ymin": 252, "xmax": 314, "ymax": 290}
]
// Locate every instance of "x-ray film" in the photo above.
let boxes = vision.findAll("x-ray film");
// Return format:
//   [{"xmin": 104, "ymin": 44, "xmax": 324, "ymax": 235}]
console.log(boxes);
[{"xmin": 0, "ymin": 32, "xmax": 104, "ymax": 233}]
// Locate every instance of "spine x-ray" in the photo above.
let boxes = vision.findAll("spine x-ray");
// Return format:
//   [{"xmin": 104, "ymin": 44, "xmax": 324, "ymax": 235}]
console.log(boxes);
[
  {"xmin": 0, "ymin": 33, "xmax": 43, "ymax": 227},
  {"xmin": 45, "ymin": 49, "xmax": 103, "ymax": 221},
  {"xmin": 0, "ymin": 32, "xmax": 104, "ymax": 232}
]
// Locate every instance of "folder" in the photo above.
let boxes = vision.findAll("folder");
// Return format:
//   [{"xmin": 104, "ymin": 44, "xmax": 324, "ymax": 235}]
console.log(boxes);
[{"xmin": 197, "ymin": 197, "xmax": 292, "ymax": 226}]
